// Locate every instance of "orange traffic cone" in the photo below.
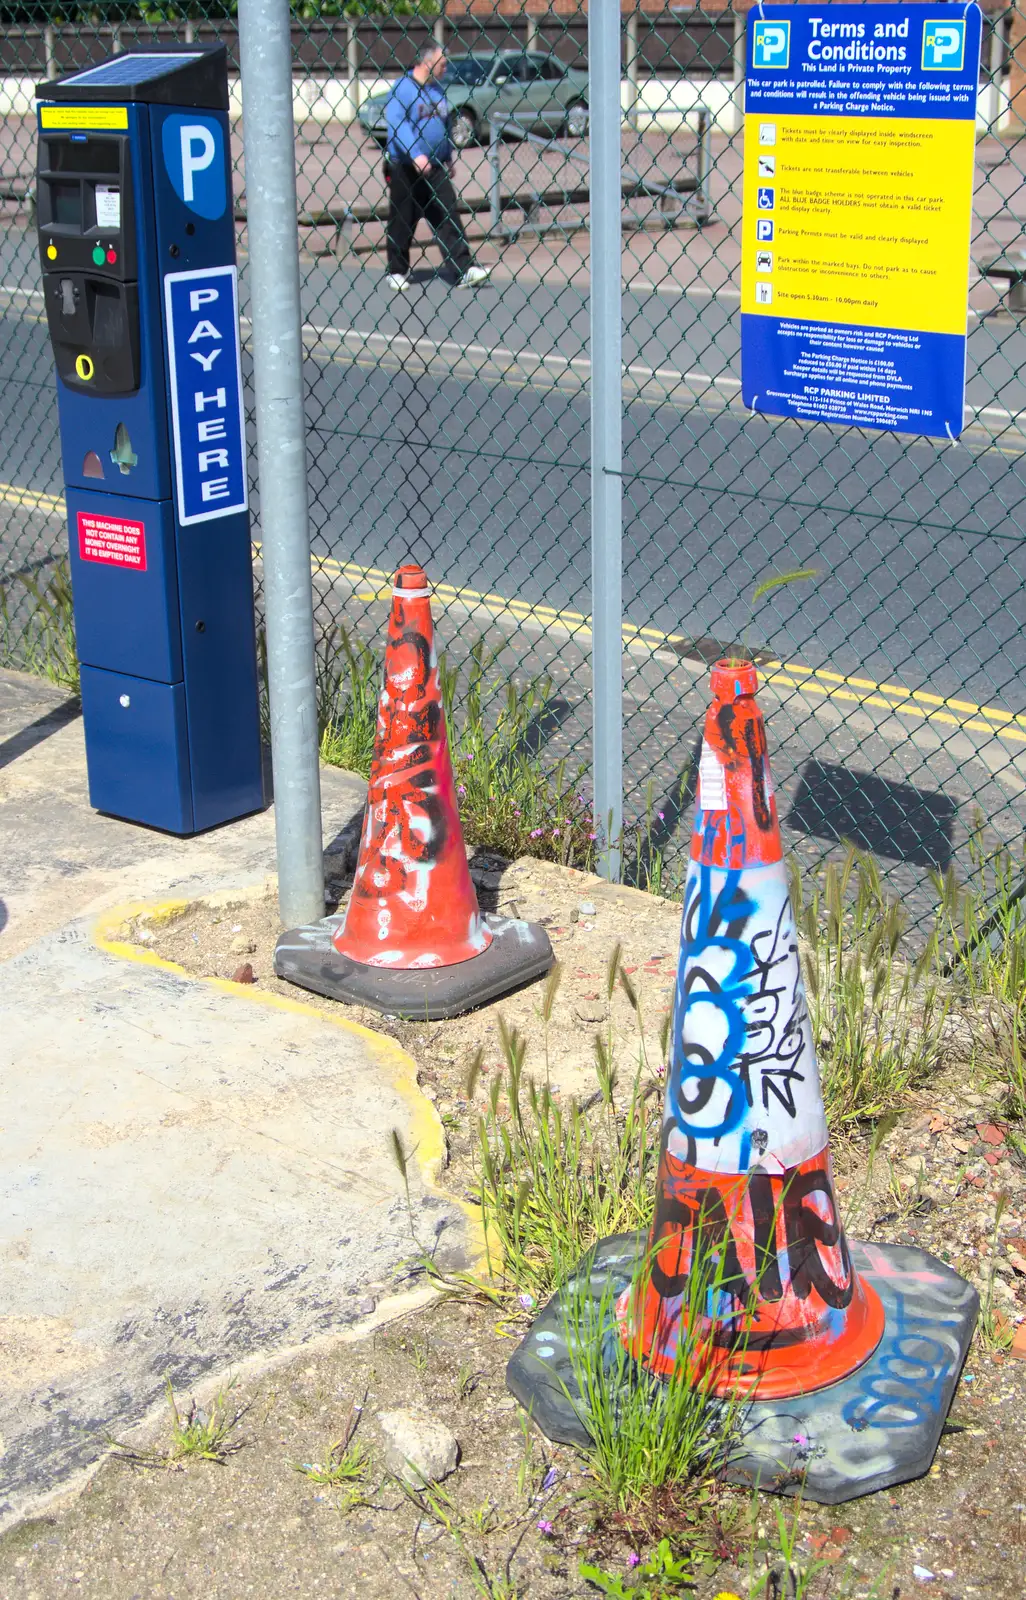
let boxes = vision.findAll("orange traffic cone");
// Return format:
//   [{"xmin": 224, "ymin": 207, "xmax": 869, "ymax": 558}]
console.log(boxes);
[
  {"xmin": 507, "ymin": 658, "xmax": 978, "ymax": 1502},
  {"xmin": 274, "ymin": 564, "xmax": 553, "ymax": 1018},
  {"xmin": 333, "ymin": 564, "xmax": 492, "ymax": 971},
  {"xmin": 619, "ymin": 659, "xmax": 884, "ymax": 1396}
]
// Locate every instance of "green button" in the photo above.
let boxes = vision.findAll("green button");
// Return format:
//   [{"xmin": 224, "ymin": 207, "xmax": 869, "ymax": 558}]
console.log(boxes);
[{"xmin": 92, "ymin": 245, "xmax": 105, "ymax": 265}]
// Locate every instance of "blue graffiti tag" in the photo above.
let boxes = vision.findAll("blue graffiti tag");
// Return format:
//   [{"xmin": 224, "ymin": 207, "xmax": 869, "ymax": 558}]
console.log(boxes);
[
  {"xmin": 669, "ymin": 860, "xmax": 756, "ymax": 1143},
  {"xmin": 841, "ymin": 1287, "xmax": 957, "ymax": 1430}
]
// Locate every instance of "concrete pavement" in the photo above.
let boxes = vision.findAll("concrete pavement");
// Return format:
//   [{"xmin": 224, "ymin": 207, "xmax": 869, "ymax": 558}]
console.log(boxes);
[{"xmin": 0, "ymin": 668, "xmax": 470, "ymax": 1532}]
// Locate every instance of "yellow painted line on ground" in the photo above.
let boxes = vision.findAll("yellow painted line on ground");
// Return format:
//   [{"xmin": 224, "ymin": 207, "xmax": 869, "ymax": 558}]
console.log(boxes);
[
  {"xmin": 298, "ymin": 548, "xmax": 1026, "ymax": 747},
  {"xmin": 0, "ymin": 480, "xmax": 63, "ymax": 514},
  {"xmin": 93, "ymin": 896, "xmax": 488, "ymax": 1274}
]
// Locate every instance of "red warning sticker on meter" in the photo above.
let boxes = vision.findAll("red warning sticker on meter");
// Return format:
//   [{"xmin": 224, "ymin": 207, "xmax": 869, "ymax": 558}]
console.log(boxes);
[{"xmin": 77, "ymin": 511, "xmax": 147, "ymax": 572}]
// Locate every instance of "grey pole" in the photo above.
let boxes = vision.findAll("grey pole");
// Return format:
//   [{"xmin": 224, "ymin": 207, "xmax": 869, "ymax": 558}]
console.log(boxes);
[
  {"xmin": 589, "ymin": 0, "xmax": 624, "ymax": 880},
  {"xmin": 238, "ymin": 0, "xmax": 324, "ymax": 927}
]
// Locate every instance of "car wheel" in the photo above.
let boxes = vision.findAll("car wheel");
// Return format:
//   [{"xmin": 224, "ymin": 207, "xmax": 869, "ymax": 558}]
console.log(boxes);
[
  {"xmin": 565, "ymin": 100, "xmax": 589, "ymax": 139},
  {"xmin": 449, "ymin": 108, "xmax": 478, "ymax": 150}
]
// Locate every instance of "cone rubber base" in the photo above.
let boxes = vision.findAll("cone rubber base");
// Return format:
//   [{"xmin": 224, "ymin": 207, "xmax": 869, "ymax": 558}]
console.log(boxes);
[
  {"xmin": 507, "ymin": 1231, "xmax": 978, "ymax": 1505},
  {"xmin": 274, "ymin": 911, "xmax": 554, "ymax": 1020}
]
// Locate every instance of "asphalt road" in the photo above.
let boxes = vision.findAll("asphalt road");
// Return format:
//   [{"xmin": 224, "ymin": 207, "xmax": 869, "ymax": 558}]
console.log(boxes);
[{"xmin": 3, "ymin": 243, "xmax": 1026, "ymax": 718}]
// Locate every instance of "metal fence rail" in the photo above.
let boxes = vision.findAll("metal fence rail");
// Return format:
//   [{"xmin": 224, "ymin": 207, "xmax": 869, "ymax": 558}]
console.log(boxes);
[{"xmin": 2, "ymin": 0, "xmax": 1025, "ymax": 926}]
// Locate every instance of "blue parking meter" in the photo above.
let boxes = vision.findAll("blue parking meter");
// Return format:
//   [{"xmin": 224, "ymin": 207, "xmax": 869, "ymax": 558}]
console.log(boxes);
[{"xmin": 36, "ymin": 45, "xmax": 263, "ymax": 834}]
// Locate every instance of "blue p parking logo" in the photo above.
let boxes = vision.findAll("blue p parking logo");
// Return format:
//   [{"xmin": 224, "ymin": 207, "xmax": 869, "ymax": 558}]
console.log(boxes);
[
  {"xmin": 752, "ymin": 21, "xmax": 791, "ymax": 70},
  {"xmin": 162, "ymin": 113, "xmax": 227, "ymax": 220},
  {"xmin": 922, "ymin": 18, "xmax": 965, "ymax": 70}
]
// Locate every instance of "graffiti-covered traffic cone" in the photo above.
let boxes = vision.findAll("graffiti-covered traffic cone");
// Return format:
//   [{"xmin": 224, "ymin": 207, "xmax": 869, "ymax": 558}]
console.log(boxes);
[
  {"xmin": 619, "ymin": 656, "xmax": 885, "ymax": 1397},
  {"xmin": 274, "ymin": 564, "xmax": 553, "ymax": 1019},
  {"xmin": 507, "ymin": 661, "xmax": 978, "ymax": 1503}
]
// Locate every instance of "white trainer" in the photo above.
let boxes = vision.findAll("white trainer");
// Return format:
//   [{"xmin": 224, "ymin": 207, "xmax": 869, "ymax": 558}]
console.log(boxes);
[
  {"xmin": 456, "ymin": 264, "xmax": 492, "ymax": 289},
  {"xmin": 386, "ymin": 273, "xmax": 410, "ymax": 292}
]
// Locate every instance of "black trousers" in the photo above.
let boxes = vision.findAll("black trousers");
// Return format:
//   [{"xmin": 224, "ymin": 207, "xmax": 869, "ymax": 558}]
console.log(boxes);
[{"xmin": 386, "ymin": 162, "xmax": 471, "ymax": 278}]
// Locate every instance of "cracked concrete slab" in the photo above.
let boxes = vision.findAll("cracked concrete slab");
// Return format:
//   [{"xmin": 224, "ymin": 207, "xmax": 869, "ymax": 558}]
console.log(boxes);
[{"xmin": 0, "ymin": 668, "xmax": 470, "ymax": 1529}]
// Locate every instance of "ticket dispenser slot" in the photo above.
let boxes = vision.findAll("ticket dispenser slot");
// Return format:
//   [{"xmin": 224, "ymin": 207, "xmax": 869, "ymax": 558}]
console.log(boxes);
[{"xmin": 37, "ymin": 45, "xmax": 262, "ymax": 835}]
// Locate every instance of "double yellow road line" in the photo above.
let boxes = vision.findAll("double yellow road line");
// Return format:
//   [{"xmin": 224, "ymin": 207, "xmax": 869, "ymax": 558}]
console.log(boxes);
[
  {"xmin": 310, "ymin": 551, "xmax": 1026, "ymax": 748},
  {"xmin": 5, "ymin": 484, "xmax": 1024, "ymax": 748}
]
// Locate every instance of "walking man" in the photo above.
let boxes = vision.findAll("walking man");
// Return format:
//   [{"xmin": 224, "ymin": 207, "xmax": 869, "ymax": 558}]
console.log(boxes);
[{"xmin": 384, "ymin": 41, "xmax": 491, "ymax": 291}]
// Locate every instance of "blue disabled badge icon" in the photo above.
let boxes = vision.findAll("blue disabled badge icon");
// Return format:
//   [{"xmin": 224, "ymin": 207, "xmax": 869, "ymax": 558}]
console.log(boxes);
[
  {"xmin": 922, "ymin": 18, "xmax": 966, "ymax": 70},
  {"xmin": 752, "ymin": 20, "xmax": 791, "ymax": 69},
  {"xmin": 757, "ymin": 187, "xmax": 775, "ymax": 211}
]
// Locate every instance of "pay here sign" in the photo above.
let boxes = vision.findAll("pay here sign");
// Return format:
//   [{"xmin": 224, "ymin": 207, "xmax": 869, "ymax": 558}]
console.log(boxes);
[
  {"xmin": 164, "ymin": 264, "xmax": 247, "ymax": 525},
  {"xmin": 741, "ymin": 4, "xmax": 981, "ymax": 437}
]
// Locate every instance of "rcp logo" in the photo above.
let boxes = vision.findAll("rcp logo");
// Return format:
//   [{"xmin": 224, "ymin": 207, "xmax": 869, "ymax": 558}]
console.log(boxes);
[
  {"xmin": 752, "ymin": 20, "xmax": 791, "ymax": 69},
  {"xmin": 162, "ymin": 113, "xmax": 227, "ymax": 220},
  {"xmin": 922, "ymin": 18, "xmax": 965, "ymax": 70}
]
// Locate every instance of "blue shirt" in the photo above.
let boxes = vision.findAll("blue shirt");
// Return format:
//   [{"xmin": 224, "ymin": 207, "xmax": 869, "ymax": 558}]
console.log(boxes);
[{"xmin": 385, "ymin": 74, "xmax": 452, "ymax": 167}]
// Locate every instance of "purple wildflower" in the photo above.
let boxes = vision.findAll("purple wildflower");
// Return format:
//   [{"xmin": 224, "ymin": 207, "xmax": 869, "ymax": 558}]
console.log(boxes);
[
  {"xmin": 552, "ymin": 828, "xmax": 560, "ymax": 838},
  {"xmin": 588, "ymin": 831, "xmax": 597, "ymax": 841},
  {"xmin": 537, "ymin": 1519, "xmax": 554, "ymax": 1536},
  {"xmin": 530, "ymin": 828, "xmax": 543, "ymax": 838},
  {"xmin": 518, "ymin": 1292, "xmax": 535, "ymax": 1311},
  {"xmin": 627, "ymin": 1553, "xmax": 641, "ymax": 1569},
  {"xmin": 541, "ymin": 1466, "xmax": 558, "ymax": 1491},
  {"xmin": 457, "ymin": 784, "xmax": 466, "ymax": 797},
  {"xmin": 658, "ymin": 811, "xmax": 665, "ymax": 821}
]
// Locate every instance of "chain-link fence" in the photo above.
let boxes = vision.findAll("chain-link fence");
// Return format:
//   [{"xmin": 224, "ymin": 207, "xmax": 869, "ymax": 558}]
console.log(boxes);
[{"xmin": 2, "ymin": 1, "xmax": 1025, "ymax": 924}]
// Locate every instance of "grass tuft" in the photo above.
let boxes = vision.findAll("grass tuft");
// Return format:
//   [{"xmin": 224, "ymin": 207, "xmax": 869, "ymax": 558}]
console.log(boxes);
[
  {"xmin": 0, "ymin": 557, "xmax": 79, "ymax": 692},
  {"xmin": 790, "ymin": 846, "xmax": 947, "ymax": 1128},
  {"xmin": 110, "ymin": 1372, "xmax": 247, "ymax": 1469}
]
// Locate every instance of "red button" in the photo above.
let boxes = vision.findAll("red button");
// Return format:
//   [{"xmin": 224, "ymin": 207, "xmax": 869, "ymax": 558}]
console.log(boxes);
[{"xmin": 106, "ymin": 248, "xmax": 117, "ymax": 264}]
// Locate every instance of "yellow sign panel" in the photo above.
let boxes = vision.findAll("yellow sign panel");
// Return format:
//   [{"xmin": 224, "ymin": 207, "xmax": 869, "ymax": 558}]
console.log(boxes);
[
  {"xmin": 741, "ymin": 113, "xmax": 975, "ymax": 338},
  {"xmin": 39, "ymin": 105, "xmax": 129, "ymax": 131}
]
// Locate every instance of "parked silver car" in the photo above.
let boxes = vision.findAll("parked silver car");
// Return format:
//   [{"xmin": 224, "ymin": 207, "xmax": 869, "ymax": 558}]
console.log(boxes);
[{"xmin": 357, "ymin": 51, "xmax": 590, "ymax": 150}]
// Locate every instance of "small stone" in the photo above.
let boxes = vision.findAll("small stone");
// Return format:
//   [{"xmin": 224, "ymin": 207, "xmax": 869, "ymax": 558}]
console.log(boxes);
[
  {"xmin": 912, "ymin": 1565, "xmax": 935, "ymax": 1583},
  {"xmin": 977, "ymin": 1123, "xmax": 1006, "ymax": 1146},
  {"xmin": 574, "ymin": 1000, "xmax": 605, "ymax": 1023},
  {"xmin": 377, "ymin": 1407, "xmax": 459, "ymax": 1486},
  {"xmin": 231, "ymin": 963, "xmax": 256, "ymax": 984},
  {"xmin": 358, "ymin": 1295, "xmax": 376, "ymax": 1315},
  {"xmin": 577, "ymin": 901, "xmax": 596, "ymax": 916},
  {"xmin": 1009, "ymin": 1323, "xmax": 1026, "ymax": 1359},
  {"xmin": 421, "ymin": 1084, "xmax": 438, "ymax": 1101},
  {"xmin": 229, "ymin": 935, "xmax": 256, "ymax": 955}
]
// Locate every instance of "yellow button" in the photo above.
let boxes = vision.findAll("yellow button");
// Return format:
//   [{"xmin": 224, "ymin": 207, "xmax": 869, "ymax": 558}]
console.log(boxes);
[
  {"xmin": 74, "ymin": 353, "xmax": 95, "ymax": 381},
  {"xmin": 46, "ymin": 243, "xmax": 57, "ymax": 260}
]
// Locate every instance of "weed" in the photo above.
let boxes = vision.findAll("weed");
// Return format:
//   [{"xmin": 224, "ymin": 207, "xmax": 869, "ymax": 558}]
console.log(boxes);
[
  {"xmin": 746, "ymin": 1498, "xmax": 832, "ymax": 1600},
  {"xmin": 580, "ymin": 1537, "xmax": 696, "ymax": 1597},
  {"xmin": 455, "ymin": 1359, "xmax": 481, "ymax": 1400},
  {"xmin": 474, "ymin": 983, "xmax": 657, "ymax": 1306},
  {"xmin": 977, "ymin": 1193, "xmax": 1015, "ymax": 1354},
  {"xmin": 935, "ymin": 816, "xmax": 1026, "ymax": 1014},
  {"xmin": 397, "ymin": 1473, "xmax": 508, "ymax": 1538},
  {"xmin": 316, "ymin": 624, "xmax": 380, "ymax": 775},
  {"xmin": 561, "ymin": 1241, "xmax": 749, "ymax": 1526},
  {"xmin": 723, "ymin": 568, "xmax": 819, "ymax": 668},
  {"xmin": 110, "ymin": 1372, "xmax": 246, "ymax": 1468},
  {"xmin": 443, "ymin": 641, "xmax": 596, "ymax": 868},
  {"xmin": 790, "ymin": 847, "xmax": 947, "ymax": 1127},
  {"xmin": 290, "ymin": 1399, "xmax": 371, "ymax": 1508},
  {"xmin": 0, "ymin": 557, "xmax": 79, "ymax": 691}
]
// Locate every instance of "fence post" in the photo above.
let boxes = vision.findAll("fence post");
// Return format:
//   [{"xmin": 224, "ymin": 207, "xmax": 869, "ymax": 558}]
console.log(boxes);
[
  {"xmin": 44, "ymin": 24, "xmax": 56, "ymax": 80},
  {"xmin": 626, "ymin": 11, "xmax": 640, "ymax": 131},
  {"xmin": 731, "ymin": 4, "xmax": 746, "ymax": 135},
  {"xmin": 347, "ymin": 21, "xmax": 361, "ymax": 118},
  {"xmin": 695, "ymin": 103, "xmax": 711, "ymax": 223},
  {"xmin": 238, "ymin": 0, "xmax": 325, "ymax": 928},
  {"xmin": 489, "ymin": 117, "xmax": 503, "ymax": 235},
  {"xmin": 589, "ymin": 0, "xmax": 624, "ymax": 881}
]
